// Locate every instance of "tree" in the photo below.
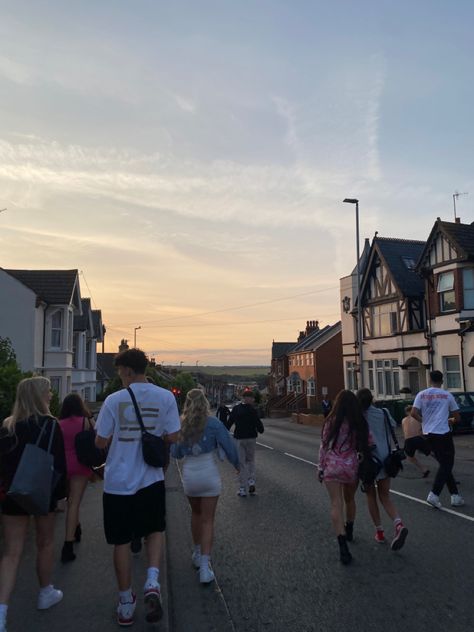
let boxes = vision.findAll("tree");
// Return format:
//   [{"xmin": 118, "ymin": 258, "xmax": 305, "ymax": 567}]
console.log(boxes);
[{"xmin": 0, "ymin": 337, "xmax": 30, "ymax": 421}]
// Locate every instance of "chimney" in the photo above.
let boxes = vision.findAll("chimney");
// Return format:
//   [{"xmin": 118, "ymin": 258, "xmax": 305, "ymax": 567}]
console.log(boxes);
[
  {"xmin": 297, "ymin": 331, "xmax": 306, "ymax": 342},
  {"xmin": 305, "ymin": 320, "xmax": 320, "ymax": 335},
  {"xmin": 119, "ymin": 338, "xmax": 129, "ymax": 352},
  {"xmin": 455, "ymin": 217, "xmax": 461, "ymax": 224}
]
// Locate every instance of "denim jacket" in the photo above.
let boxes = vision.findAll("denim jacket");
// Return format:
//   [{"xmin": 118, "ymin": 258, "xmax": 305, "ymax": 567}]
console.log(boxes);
[{"xmin": 170, "ymin": 416, "xmax": 239, "ymax": 468}]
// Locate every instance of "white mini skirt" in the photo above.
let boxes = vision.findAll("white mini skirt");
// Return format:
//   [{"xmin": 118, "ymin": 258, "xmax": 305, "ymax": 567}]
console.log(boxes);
[{"xmin": 182, "ymin": 451, "xmax": 222, "ymax": 498}]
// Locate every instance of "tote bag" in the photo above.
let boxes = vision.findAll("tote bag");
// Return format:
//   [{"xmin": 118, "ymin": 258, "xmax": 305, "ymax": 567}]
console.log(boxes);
[{"xmin": 7, "ymin": 419, "xmax": 56, "ymax": 515}]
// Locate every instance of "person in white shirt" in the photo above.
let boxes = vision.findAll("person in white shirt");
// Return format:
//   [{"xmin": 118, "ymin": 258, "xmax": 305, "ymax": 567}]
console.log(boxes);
[
  {"xmin": 412, "ymin": 370, "xmax": 464, "ymax": 509},
  {"xmin": 95, "ymin": 349, "xmax": 180, "ymax": 628}
]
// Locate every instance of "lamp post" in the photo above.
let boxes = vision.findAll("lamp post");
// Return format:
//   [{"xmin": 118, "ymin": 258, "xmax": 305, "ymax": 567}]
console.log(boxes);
[
  {"xmin": 134, "ymin": 325, "xmax": 141, "ymax": 348},
  {"xmin": 343, "ymin": 198, "xmax": 364, "ymax": 388}
]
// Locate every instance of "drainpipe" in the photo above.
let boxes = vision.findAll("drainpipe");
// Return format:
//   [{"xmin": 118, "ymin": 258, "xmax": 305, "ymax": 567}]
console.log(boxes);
[
  {"xmin": 458, "ymin": 324, "xmax": 470, "ymax": 391},
  {"xmin": 42, "ymin": 305, "xmax": 47, "ymax": 374}
]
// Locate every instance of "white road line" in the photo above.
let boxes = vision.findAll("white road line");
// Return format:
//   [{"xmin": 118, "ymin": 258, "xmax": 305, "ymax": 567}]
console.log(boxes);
[
  {"xmin": 390, "ymin": 489, "xmax": 474, "ymax": 523},
  {"xmin": 284, "ymin": 452, "xmax": 318, "ymax": 466},
  {"xmin": 256, "ymin": 441, "xmax": 274, "ymax": 450}
]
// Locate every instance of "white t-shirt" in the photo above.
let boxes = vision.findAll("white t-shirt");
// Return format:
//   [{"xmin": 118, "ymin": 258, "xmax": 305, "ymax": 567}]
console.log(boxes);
[
  {"xmin": 413, "ymin": 387, "xmax": 459, "ymax": 435},
  {"xmin": 96, "ymin": 382, "xmax": 181, "ymax": 495}
]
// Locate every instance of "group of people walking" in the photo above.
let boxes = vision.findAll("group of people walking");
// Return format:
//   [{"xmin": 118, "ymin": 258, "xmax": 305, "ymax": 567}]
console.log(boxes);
[
  {"xmin": 0, "ymin": 348, "xmax": 265, "ymax": 631},
  {"xmin": 319, "ymin": 370, "xmax": 465, "ymax": 564}
]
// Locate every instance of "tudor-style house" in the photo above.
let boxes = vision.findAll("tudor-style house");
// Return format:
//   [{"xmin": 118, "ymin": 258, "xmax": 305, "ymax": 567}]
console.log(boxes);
[
  {"xmin": 416, "ymin": 218, "xmax": 474, "ymax": 391},
  {"xmin": 340, "ymin": 236, "xmax": 428, "ymax": 399},
  {"xmin": 73, "ymin": 298, "xmax": 104, "ymax": 402},
  {"xmin": 0, "ymin": 268, "xmax": 104, "ymax": 401}
]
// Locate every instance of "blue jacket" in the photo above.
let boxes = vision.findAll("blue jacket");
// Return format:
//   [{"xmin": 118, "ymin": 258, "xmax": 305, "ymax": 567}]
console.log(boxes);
[{"xmin": 170, "ymin": 416, "xmax": 239, "ymax": 468}]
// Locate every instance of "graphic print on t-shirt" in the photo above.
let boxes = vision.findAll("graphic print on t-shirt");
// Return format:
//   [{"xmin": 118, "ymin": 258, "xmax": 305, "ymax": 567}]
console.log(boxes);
[{"xmin": 117, "ymin": 401, "xmax": 160, "ymax": 442}]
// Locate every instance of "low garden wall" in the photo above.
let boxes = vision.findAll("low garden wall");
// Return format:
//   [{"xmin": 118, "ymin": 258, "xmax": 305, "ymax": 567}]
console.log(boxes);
[{"xmin": 291, "ymin": 412, "xmax": 325, "ymax": 427}]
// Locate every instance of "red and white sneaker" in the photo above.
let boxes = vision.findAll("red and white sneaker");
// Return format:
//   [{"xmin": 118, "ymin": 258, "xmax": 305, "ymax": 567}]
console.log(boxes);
[
  {"xmin": 374, "ymin": 529, "xmax": 385, "ymax": 543},
  {"xmin": 391, "ymin": 522, "xmax": 408, "ymax": 551},
  {"xmin": 144, "ymin": 581, "xmax": 163, "ymax": 623},
  {"xmin": 117, "ymin": 593, "xmax": 136, "ymax": 627}
]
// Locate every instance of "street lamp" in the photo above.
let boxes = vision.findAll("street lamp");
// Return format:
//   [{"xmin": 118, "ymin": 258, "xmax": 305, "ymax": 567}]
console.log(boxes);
[
  {"xmin": 134, "ymin": 325, "xmax": 142, "ymax": 348},
  {"xmin": 343, "ymin": 198, "xmax": 364, "ymax": 388}
]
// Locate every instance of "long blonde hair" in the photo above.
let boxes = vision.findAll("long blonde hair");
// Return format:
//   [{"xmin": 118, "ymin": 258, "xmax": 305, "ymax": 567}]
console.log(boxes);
[
  {"xmin": 3, "ymin": 376, "xmax": 51, "ymax": 433},
  {"xmin": 180, "ymin": 388, "xmax": 210, "ymax": 444}
]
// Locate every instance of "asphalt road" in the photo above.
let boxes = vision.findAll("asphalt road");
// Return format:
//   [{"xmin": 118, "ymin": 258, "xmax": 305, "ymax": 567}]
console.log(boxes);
[
  {"xmin": 2, "ymin": 418, "xmax": 473, "ymax": 632},
  {"xmin": 167, "ymin": 418, "xmax": 474, "ymax": 632}
]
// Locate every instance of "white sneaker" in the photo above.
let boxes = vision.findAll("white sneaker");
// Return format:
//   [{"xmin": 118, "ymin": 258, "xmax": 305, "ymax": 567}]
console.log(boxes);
[
  {"xmin": 116, "ymin": 593, "xmax": 136, "ymax": 627},
  {"xmin": 191, "ymin": 550, "xmax": 201, "ymax": 569},
  {"xmin": 143, "ymin": 580, "xmax": 163, "ymax": 624},
  {"xmin": 199, "ymin": 563, "xmax": 215, "ymax": 584},
  {"xmin": 37, "ymin": 587, "xmax": 63, "ymax": 610},
  {"xmin": 427, "ymin": 492, "xmax": 442, "ymax": 509},
  {"xmin": 237, "ymin": 487, "xmax": 247, "ymax": 497},
  {"xmin": 0, "ymin": 617, "xmax": 6, "ymax": 632},
  {"xmin": 451, "ymin": 494, "xmax": 465, "ymax": 507}
]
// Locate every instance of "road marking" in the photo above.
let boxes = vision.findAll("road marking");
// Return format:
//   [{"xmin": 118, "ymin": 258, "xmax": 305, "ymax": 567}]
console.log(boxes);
[
  {"xmin": 284, "ymin": 452, "xmax": 317, "ymax": 466},
  {"xmin": 390, "ymin": 489, "xmax": 474, "ymax": 523},
  {"xmin": 260, "ymin": 443, "xmax": 474, "ymax": 524}
]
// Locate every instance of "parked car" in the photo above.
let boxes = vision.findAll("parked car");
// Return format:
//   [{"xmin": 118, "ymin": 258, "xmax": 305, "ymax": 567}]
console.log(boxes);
[{"xmin": 450, "ymin": 392, "xmax": 474, "ymax": 433}]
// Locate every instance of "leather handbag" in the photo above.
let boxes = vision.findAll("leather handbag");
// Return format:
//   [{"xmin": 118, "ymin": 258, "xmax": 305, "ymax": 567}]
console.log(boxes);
[
  {"xmin": 75, "ymin": 417, "xmax": 107, "ymax": 469},
  {"xmin": 7, "ymin": 419, "xmax": 56, "ymax": 515},
  {"xmin": 358, "ymin": 448, "xmax": 383, "ymax": 492},
  {"xmin": 127, "ymin": 387, "xmax": 167, "ymax": 468}
]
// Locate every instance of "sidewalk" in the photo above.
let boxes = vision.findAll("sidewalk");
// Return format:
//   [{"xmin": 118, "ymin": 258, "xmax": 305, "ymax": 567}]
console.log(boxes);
[{"xmin": 1, "ymin": 478, "xmax": 170, "ymax": 632}]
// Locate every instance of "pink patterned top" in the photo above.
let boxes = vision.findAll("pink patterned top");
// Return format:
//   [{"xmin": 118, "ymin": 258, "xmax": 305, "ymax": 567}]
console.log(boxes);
[{"xmin": 318, "ymin": 419, "xmax": 359, "ymax": 484}]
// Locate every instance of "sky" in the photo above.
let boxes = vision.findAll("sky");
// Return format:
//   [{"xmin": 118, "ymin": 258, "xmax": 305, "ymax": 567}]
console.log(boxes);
[{"xmin": 1, "ymin": 0, "xmax": 474, "ymax": 365}]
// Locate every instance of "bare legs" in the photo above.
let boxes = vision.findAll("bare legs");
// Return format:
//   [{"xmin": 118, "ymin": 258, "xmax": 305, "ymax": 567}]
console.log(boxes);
[
  {"xmin": 187, "ymin": 496, "xmax": 219, "ymax": 555},
  {"xmin": 65, "ymin": 475, "xmax": 88, "ymax": 541},
  {"xmin": 0, "ymin": 512, "xmax": 57, "ymax": 606},
  {"xmin": 366, "ymin": 477, "xmax": 399, "ymax": 525},
  {"xmin": 324, "ymin": 481, "xmax": 357, "ymax": 535}
]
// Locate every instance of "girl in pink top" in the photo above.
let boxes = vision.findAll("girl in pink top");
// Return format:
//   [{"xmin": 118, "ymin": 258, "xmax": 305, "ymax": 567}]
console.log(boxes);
[
  {"xmin": 318, "ymin": 390, "xmax": 371, "ymax": 565},
  {"xmin": 59, "ymin": 393, "xmax": 95, "ymax": 563}
]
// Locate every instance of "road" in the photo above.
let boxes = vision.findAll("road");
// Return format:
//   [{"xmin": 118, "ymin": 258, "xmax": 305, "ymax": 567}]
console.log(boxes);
[
  {"xmin": 2, "ymin": 417, "xmax": 473, "ymax": 631},
  {"xmin": 167, "ymin": 417, "xmax": 474, "ymax": 632}
]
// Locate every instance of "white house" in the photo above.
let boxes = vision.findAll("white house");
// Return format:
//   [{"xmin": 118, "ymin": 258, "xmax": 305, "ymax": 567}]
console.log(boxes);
[{"xmin": 0, "ymin": 268, "xmax": 103, "ymax": 401}]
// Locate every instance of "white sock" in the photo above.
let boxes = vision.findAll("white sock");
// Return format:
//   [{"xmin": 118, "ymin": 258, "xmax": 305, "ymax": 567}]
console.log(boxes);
[
  {"xmin": 393, "ymin": 517, "xmax": 402, "ymax": 527},
  {"xmin": 200, "ymin": 554, "xmax": 210, "ymax": 569},
  {"xmin": 119, "ymin": 588, "xmax": 133, "ymax": 603},
  {"xmin": 375, "ymin": 525, "xmax": 383, "ymax": 531},
  {"xmin": 193, "ymin": 544, "xmax": 201, "ymax": 555},
  {"xmin": 146, "ymin": 567, "xmax": 160, "ymax": 584},
  {"xmin": 0, "ymin": 604, "xmax": 7, "ymax": 620}
]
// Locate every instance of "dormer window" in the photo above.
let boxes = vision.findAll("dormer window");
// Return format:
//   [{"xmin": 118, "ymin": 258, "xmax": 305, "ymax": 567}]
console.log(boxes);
[
  {"xmin": 402, "ymin": 256, "xmax": 416, "ymax": 270},
  {"xmin": 51, "ymin": 310, "xmax": 62, "ymax": 348},
  {"xmin": 437, "ymin": 272, "xmax": 455, "ymax": 312}
]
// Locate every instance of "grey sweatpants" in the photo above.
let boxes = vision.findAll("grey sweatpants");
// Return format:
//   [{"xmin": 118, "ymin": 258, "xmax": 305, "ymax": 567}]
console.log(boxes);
[{"xmin": 238, "ymin": 438, "xmax": 257, "ymax": 488}]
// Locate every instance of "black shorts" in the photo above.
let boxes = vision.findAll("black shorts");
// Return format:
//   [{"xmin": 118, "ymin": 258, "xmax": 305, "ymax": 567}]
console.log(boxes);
[
  {"xmin": 103, "ymin": 481, "xmax": 166, "ymax": 545},
  {"xmin": 404, "ymin": 436, "xmax": 431, "ymax": 458}
]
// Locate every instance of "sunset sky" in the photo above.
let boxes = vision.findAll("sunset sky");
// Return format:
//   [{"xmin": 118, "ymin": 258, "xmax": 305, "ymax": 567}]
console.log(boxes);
[{"xmin": 1, "ymin": 1, "xmax": 473, "ymax": 365}]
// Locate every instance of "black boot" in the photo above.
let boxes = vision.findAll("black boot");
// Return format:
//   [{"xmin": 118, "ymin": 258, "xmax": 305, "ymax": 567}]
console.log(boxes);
[
  {"xmin": 74, "ymin": 523, "xmax": 82, "ymax": 543},
  {"xmin": 337, "ymin": 534, "xmax": 352, "ymax": 565},
  {"xmin": 61, "ymin": 541, "xmax": 76, "ymax": 563},
  {"xmin": 345, "ymin": 521, "xmax": 354, "ymax": 542}
]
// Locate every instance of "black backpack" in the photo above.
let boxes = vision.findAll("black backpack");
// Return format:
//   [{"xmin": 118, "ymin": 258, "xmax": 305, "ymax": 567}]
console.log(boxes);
[{"xmin": 74, "ymin": 418, "xmax": 107, "ymax": 469}]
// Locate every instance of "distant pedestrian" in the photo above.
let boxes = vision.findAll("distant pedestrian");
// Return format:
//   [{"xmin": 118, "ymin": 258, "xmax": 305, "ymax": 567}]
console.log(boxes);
[
  {"xmin": 411, "ymin": 370, "xmax": 464, "ymax": 509},
  {"xmin": 401, "ymin": 405, "xmax": 430, "ymax": 478},
  {"xmin": 357, "ymin": 389, "xmax": 408, "ymax": 551},
  {"xmin": 95, "ymin": 349, "xmax": 180, "ymax": 627},
  {"xmin": 216, "ymin": 404, "xmax": 230, "ymax": 427},
  {"xmin": 0, "ymin": 377, "xmax": 67, "ymax": 632},
  {"xmin": 318, "ymin": 390, "xmax": 371, "ymax": 564},
  {"xmin": 228, "ymin": 391, "xmax": 264, "ymax": 496},
  {"xmin": 58, "ymin": 393, "xmax": 96, "ymax": 563},
  {"xmin": 321, "ymin": 396, "xmax": 332, "ymax": 418},
  {"xmin": 171, "ymin": 389, "xmax": 239, "ymax": 584}
]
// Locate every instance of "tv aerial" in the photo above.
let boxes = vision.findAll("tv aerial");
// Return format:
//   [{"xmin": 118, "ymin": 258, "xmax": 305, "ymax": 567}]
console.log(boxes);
[{"xmin": 453, "ymin": 192, "xmax": 468, "ymax": 221}]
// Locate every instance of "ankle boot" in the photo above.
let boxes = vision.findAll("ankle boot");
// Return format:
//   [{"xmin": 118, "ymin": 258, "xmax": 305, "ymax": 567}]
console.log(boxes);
[
  {"xmin": 345, "ymin": 521, "xmax": 354, "ymax": 542},
  {"xmin": 337, "ymin": 534, "xmax": 352, "ymax": 565},
  {"xmin": 61, "ymin": 541, "xmax": 76, "ymax": 563},
  {"xmin": 74, "ymin": 523, "xmax": 82, "ymax": 543}
]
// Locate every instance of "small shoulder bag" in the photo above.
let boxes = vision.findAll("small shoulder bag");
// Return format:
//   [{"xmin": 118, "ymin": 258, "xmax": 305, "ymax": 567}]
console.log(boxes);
[
  {"xmin": 382, "ymin": 409, "xmax": 406, "ymax": 478},
  {"xmin": 127, "ymin": 387, "xmax": 167, "ymax": 468}
]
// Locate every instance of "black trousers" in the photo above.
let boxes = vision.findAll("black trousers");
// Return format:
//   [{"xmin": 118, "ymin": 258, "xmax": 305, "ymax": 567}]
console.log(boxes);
[{"xmin": 427, "ymin": 432, "xmax": 458, "ymax": 496}]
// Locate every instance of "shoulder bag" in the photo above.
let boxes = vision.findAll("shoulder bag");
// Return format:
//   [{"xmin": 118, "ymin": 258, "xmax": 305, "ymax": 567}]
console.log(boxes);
[
  {"xmin": 7, "ymin": 418, "xmax": 56, "ymax": 515},
  {"xmin": 358, "ymin": 447, "xmax": 383, "ymax": 492},
  {"xmin": 75, "ymin": 417, "xmax": 107, "ymax": 469},
  {"xmin": 127, "ymin": 387, "xmax": 167, "ymax": 468},
  {"xmin": 382, "ymin": 409, "xmax": 406, "ymax": 478}
]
